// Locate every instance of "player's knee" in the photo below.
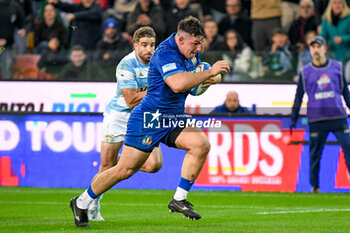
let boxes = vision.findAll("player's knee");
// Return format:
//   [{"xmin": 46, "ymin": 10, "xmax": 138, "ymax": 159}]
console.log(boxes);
[
  {"xmin": 189, "ymin": 139, "xmax": 210, "ymax": 160},
  {"xmin": 196, "ymin": 138, "xmax": 211, "ymax": 156},
  {"xmin": 203, "ymin": 140, "xmax": 211, "ymax": 154}
]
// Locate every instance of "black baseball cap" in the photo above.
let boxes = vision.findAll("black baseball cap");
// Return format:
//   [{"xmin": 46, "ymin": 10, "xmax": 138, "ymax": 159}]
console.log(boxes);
[{"xmin": 310, "ymin": 36, "xmax": 327, "ymax": 46}]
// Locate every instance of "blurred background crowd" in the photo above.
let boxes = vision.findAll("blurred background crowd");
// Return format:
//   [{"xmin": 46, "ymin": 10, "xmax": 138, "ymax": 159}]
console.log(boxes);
[{"xmin": 0, "ymin": 0, "xmax": 350, "ymax": 83}]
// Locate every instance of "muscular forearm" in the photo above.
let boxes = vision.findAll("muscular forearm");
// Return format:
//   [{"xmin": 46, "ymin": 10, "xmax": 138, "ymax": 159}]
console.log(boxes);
[
  {"xmin": 126, "ymin": 91, "xmax": 147, "ymax": 109},
  {"xmin": 166, "ymin": 69, "xmax": 214, "ymax": 93}
]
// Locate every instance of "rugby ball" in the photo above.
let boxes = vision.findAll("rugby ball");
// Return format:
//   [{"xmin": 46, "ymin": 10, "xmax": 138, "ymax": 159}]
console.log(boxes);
[{"xmin": 190, "ymin": 62, "xmax": 212, "ymax": 96}]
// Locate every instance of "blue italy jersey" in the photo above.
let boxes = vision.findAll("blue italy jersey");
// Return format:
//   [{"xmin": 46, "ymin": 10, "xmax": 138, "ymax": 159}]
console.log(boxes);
[
  {"xmin": 138, "ymin": 33, "xmax": 201, "ymax": 114},
  {"xmin": 105, "ymin": 51, "xmax": 149, "ymax": 113},
  {"xmin": 124, "ymin": 34, "xmax": 203, "ymax": 151}
]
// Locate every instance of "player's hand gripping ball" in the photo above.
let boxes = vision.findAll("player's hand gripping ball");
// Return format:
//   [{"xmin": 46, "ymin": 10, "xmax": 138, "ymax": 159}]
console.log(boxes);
[{"xmin": 190, "ymin": 62, "xmax": 215, "ymax": 96}]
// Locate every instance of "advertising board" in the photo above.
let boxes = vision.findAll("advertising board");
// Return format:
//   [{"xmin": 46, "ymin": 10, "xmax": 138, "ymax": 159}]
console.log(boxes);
[
  {"xmin": 1, "ymin": 114, "xmax": 349, "ymax": 192},
  {"xmin": 0, "ymin": 82, "xmax": 305, "ymax": 114}
]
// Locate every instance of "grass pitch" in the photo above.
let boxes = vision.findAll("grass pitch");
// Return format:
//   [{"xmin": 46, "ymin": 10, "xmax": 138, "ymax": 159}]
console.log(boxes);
[{"xmin": 0, "ymin": 187, "xmax": 350, "ymax": 233}]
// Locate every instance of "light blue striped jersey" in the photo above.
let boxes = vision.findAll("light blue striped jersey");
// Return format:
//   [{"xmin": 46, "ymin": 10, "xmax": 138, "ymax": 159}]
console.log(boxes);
[{"xmin": 105, "ymin": 50, "xmax": 149, "ymax": 113}]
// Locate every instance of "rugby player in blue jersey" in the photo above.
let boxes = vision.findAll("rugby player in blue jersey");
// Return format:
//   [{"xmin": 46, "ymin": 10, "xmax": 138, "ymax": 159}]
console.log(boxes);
[
  {"xmin": 70, "ymin": 16, "xmax": 230, "ymax": 227},
  {"xmin": 291, "ymin": 36, "xmax": 350, "ymax": 193},
  {"xmin": 87, "ymin": 26, "xmax": 162, "ymax": 221}
]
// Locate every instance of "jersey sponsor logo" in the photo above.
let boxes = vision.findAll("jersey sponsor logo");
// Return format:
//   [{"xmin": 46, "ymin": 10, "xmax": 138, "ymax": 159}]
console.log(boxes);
[
  {"xmin": 317, "ymin": 74, "xmax": 330, "ymax": 90},
  {"xmin": 191, "ymin": 57, "xmax": 197, "ymax": 65},
  {"xmin": 314, "ymin": 91, "xmax": 334, "ymax": 100},
  {"xmin": 162, "ymin": 63, "xmax": 177, "ymax": 73},
  {"xmin": 117, "ymin": 69, "xmax": 135, "ymax": 80},
  {"xmin": 117, "ymin": 70, "xmax": 126, "ymax": 77}
]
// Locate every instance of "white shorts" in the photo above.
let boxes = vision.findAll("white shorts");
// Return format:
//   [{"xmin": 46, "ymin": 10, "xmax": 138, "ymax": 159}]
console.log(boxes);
[{"xmin": 101, "ymin": 110, "xmax": 130, "ymax": 143}]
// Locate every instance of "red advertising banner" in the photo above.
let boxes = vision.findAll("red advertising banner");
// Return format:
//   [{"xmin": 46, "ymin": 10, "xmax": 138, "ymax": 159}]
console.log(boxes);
[
  {"xmin": 0, "ymin": 157, "xmax": 19, "ymax": 186},
  {"xmin": 335, "ymin": 150, "xmax": 350, "ymax": 188},
  {"xmin": 197, "ymin": 120, "xmax": 305, "ymax": 192}
]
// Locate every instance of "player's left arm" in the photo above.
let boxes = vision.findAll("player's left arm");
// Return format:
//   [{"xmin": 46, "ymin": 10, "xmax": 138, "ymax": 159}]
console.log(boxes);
[
  {"xmin": 165, "ymin": 61, "xmax": 229, "ymax": 93},
  {"xmin": 156, "ymin": 50, "xmax": 228, "ymax": 92},
  {"xmin": 121, "ymin": 88, "xmax": 147, "ymax": 109}
]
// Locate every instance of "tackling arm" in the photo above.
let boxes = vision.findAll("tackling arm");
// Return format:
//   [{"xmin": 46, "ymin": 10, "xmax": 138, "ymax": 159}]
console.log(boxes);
[
  {"xmin": 165, "ymin": 61, "xmax": 229, "ymax": 93},
  {"xmin": 121, "ymin": 88, "xmax": 147, "ymax": 109}
]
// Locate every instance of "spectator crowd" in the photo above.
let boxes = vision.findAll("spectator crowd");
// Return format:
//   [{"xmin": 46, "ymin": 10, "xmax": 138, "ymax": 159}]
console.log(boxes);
[{"xmin": 0, "ymin": 0, "xmax": 350, "ymax": 82}]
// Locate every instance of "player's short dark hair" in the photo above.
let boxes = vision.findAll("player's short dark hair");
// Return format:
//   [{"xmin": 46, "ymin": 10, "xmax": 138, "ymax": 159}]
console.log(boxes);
[
  {"xmin": 132, "ymin": 26, "xmax": 156, "ymax": 44},
  {"xmin": 177, "ymin": 16, "xmax": 204, "ymax": 37},
  {"xmin": 70, "ymin": 45, "xmax": 85, "ymax": 53}
]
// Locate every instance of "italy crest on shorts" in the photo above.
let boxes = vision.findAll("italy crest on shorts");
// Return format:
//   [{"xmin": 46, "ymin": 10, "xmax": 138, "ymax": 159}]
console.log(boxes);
[{"xmin": 142, "ymin": 136, "xmax": 152, "ymax": 145}]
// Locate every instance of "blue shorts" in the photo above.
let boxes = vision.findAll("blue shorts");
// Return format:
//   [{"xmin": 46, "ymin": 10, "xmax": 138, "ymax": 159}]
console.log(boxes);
[{"xmin": 124, "ymin": 106, "xmax": 189, "ymax": 152}]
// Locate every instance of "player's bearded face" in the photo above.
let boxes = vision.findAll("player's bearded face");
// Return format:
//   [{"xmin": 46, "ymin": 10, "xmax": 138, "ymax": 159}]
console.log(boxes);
[
  {"xmin": 310, "ymin": 43, "xmax": 326, "ymax": 60},
  {"xmin": 135, "ymin": 37, "xmax": 156, "ymax": 64},
  {"xmin": 183, "ymin": 35, "xmax": 203, "ymax": 59}
]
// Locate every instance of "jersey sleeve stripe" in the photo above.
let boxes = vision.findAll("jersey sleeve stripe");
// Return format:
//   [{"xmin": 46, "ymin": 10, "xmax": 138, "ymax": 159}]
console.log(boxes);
[{"xmin": 163, "ymin": 70, "xmax": 184, "ymax": 80}]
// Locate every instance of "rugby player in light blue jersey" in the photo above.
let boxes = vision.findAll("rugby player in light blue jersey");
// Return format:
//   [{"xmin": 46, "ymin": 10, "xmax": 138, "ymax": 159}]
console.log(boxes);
[
  {"xmin": 86, "ymin": 27, "xmax": 162, "ymax": 222},
  {"xmin": 70, "ymin": 16, "xmax": 229, "ymax": 227}
]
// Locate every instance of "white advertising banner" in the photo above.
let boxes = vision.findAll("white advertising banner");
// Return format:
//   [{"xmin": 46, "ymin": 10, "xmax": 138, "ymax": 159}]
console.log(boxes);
[{"xmin": 0, "ymin": 81, "xmax": 307, "ymax": 114}]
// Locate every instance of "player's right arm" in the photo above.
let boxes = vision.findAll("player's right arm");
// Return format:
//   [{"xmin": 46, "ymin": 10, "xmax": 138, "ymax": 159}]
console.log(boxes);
[
  {"xmin": 121, "ymin": 88, "xmax": 147, "ymax": 109},
  {"xmin": 291, "ymin": 73, "xmax": 305, "ymax": 125},
  {"xmin": 165, "ymin": 60, "xmax": 229, "ymax": 93}
]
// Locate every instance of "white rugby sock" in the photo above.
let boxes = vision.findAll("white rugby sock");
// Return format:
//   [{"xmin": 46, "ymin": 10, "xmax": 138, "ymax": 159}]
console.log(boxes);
[
  {"xmin": 173, "ymin": 187, "xmax": 188, "ymax": 201},
  {"xmin": 90, "ymin": 194, "xmax": 103, "ymax": 207},
  {"xmin": 77, "ymin": 190, "xmax": 94, "ymax": 209}
]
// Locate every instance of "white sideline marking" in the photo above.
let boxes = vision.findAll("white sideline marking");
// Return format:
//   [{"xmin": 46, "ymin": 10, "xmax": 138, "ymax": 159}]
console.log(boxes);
[
  {"xmin": 2, "ymin": 201, "xmax": 345, "ymax": 214},
  {"xmin": 256, "ymin": 208, "xmax": 350, "ymax": 215}
]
